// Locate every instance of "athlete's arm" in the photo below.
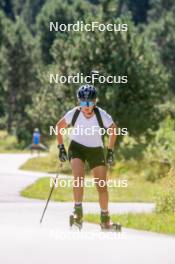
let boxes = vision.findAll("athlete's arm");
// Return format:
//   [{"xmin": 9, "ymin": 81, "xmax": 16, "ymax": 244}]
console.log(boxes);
[
  {"xmin": 56, "ymin": 117, "xmax": 68, "ymax": 145},
  {"xmin": 107, "ymin": 123, "xmax": 117, "ymax": 150}
]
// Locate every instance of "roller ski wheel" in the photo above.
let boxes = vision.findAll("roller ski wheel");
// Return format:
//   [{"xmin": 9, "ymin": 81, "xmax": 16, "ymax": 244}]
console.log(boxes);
[
  {"xmin": 100, "ymin": 213, "xmax": 122, "ymax": 232},
  {"xmin": 69, "ymin": 213, "xmax": 82, "ymax": 230},
  {"xmin": 69, "ymin": 207, "xmax": 83, "ymax": 230},
  {"xmin": 100, "ymin": 222, "xmax": 122, "ymax": 232}
]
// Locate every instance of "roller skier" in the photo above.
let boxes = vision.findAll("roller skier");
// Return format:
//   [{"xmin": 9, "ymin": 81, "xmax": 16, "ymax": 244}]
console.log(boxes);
[{"xmin": 56, "ymin": 84, "xmax": 121, "ymax": 231}]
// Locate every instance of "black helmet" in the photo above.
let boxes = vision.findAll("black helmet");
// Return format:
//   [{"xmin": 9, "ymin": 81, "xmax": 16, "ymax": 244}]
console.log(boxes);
[{"xmin": 77, "ymin": 84, "xmax": 97, "ymax": 101}]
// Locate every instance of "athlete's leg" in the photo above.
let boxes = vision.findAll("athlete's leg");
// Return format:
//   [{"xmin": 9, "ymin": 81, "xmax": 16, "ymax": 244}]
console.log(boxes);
[
  {"xmin": 70, "ymin": 158, "xmax": 85, "ymax": 203},
  {"xmin": 92, "ymin": 165, "xmax": 121, "ymax": 230},
  {"xmin": 92, "ymin": 165, "xmax": 108, "ymax": 211}
]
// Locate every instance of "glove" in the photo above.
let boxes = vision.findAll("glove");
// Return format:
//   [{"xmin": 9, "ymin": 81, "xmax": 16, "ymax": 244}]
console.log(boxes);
[
  {"xmin": 106, "ymin": 148, "xmax": 115, "ymax": 166},
  {"xmin": 58, "ymin": 144, "xmax": 68, "ymax": 162}
]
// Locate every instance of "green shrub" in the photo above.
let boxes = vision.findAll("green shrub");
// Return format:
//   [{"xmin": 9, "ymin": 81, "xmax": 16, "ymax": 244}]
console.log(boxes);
[
  {"xmin": 0, "ymin": 130, "xmax": 19, "ymax": 152},
  {"xmin": 144, "ymin": 167, "xmax": 158, "ymax": 182},
  {"xmin": 155, "ymin": 191, "xmax": 175, "ymax": 214},
  {"xmin": 144, "ymin": 160, "xmax": 171, "ymax": 182},
  {"xmin": 16, "ymin": 127, "xmax": 31, "ymax": 145},
  {"xmin": 145, "ymin": 116, "xmax": 175, "ymax": 164}
]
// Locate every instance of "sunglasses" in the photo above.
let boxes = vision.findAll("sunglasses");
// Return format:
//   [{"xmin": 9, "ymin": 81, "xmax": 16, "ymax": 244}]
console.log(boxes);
[{"xmin": 80, "ymin": 101, "xmax": 95, "ymax": 107}]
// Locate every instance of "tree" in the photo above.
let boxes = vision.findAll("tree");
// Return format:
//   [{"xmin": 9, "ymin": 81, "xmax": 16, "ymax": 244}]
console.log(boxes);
[
  {"xmin": 148, "ymin": 0, "xmax": 175, "ymax": 22},
  {"xmin": 21, "ymin": 0, "xmax": 47, "ymax": 32},
  {"xmin": 147, "ymin": 9, "xmax": 175, "ymax": 93},
  {"xmin": 0, "ymin": 11, "xmax": 12, "ymax": 123},
  {"xmin": 0, "ymin": 0, "xmax": 28, "ymax": 20},
  {"xmin": 26, "ymin": 65, "xmax": 66, "ymax": 136},
  {"xmin": 36, "ymin": 0, "xmax": 95, "ymax": 64},
  {"xmin": 0, "ymin": 0, "xmax": 15, "ymax": 20},
  {"xmin": 51, "ymin": 14, "xmax": 169, "ymax": 140},
  {"xmin": 1, "ymin": 17, "xmax": 40, "ymax": 136},
  {"xmin": 126, "ymin": 0, "xmax": 150, "ymax": 24}
]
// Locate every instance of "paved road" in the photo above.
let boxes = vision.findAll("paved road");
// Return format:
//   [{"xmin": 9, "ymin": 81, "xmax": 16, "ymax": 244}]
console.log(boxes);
[{"xmin": 0, "ymin": 153, "xmax": 175, "ymax": 264}]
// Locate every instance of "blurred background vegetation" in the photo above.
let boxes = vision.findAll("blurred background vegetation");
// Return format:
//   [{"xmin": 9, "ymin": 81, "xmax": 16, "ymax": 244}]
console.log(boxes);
[
  {"xmin": 0, "ymin": 0, "xmax": 175, "ymax": 178},
  {"xmin": 0, "ymin": 0, "xmax": 174, "ymax": 140},
  {"xmin": 0, "ymin": 1, "xmax": 175, "ymax": 230}
]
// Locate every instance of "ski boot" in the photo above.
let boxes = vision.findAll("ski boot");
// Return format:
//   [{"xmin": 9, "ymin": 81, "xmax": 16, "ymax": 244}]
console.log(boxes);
[
  {"xmin": 100, "ymin": 212, "xmax": 122, "ymax": 232},
  {"xmin": 69, "ymin": 205, "xmax": 83, "ymax": 230}
]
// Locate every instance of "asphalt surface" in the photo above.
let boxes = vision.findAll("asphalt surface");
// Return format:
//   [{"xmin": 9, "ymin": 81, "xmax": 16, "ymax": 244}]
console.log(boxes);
[{"xmin": 0, "ymin": 153, "xmax": 175, "ymax": 264}]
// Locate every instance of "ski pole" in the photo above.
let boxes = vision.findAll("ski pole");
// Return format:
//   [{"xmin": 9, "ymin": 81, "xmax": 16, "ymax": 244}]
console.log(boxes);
[{"xmin": 40, "ymin": 162, "xmax": 63, "ymax": 224}]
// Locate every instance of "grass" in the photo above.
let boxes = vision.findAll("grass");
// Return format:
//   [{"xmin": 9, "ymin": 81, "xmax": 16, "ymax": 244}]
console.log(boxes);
[
  {"xmin": 21, "ymin": 174, "xmax": 167, "ymax": 202},
  {"xmin": 20, "ymin": 117, "xmax": 175, "ymax": 203},
  {"xmin": 20, "ymin": 138, "xmax": 72, "ymax": 173},
  {"xmin": 0, "ymin": 130, "xmax": 22, "ymax": 153},
  {"xmin": 21, "ymin": 177, "xmax": 74, "ymax": 201},
  {"xmin": 0, "ymin": 130, "xmax": 50, "ymax": 154},
  {"xmin": 0, "ymin": 130, "xmax": 38, "ymax": 153},
  {"xmin": 84, "ymin": 213, "xmax": 175, "ymax": 235},
  {"xmin": 21, "ymin": 154, "xmax": 175, "ymax": 202},
  {"xmin": 20, "ymin": 155, "xmax": 72, "ymax": 174}
]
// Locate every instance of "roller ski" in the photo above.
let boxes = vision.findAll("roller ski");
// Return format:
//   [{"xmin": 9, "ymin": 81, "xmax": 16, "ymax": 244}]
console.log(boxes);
[
  {"xmin": 69, "ymin": 205, "xmax": 83, "ymax": 230},
  {"xmin": 100, "ymin": 212, "xmax": 122, "ymax": 232}
]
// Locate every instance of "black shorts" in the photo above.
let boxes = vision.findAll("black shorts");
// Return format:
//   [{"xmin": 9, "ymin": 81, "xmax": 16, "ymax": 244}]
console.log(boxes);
[{"xmin": 68, "ymin": 140, "xmax": 106, "ymax": 170}]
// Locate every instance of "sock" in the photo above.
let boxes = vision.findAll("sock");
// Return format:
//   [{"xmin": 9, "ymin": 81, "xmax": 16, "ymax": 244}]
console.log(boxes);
[
  {"xmin": 101, "ymin": 209, "xmax": 108, "ymax": 215},
  {"xmin": 75, "ymin": 202, "xmax": 82, "ymax": 207}
]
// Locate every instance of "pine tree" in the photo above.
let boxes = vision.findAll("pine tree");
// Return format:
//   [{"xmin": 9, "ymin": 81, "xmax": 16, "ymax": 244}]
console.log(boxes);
[{"xmin": 1, "ymin": 18, "xmax": 39, "ymax": 135}]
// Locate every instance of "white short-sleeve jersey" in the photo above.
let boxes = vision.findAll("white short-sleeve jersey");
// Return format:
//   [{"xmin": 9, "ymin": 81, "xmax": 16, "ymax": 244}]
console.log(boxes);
[{"xmin": 63, "ymin": 107, "xmax": 114, "ymax": 147}]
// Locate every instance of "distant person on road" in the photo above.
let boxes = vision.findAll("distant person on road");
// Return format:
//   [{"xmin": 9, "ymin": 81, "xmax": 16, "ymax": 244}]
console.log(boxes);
[
  {"xmin": 27, "ymin": 128, "xmax": 47, "ymax": 154},
  {"xmin": 33, "ymin": 128, "xmax": 41, "ymax": 145}
]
